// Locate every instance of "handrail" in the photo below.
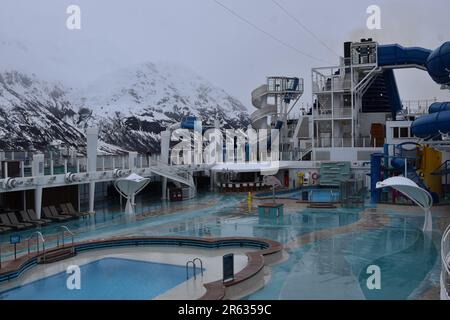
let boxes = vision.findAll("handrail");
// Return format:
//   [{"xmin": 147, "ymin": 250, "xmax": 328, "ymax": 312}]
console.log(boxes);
[
  {"xmin": 186, "ymin": 260, "xmax": 196, "ymax": 280},
  {"xmin": 27, "ymin": 231, "xmax": 46, "ymax": 263},
  {"xmin": 441, "ymin": 224, "xmax": 450, "ymax": 299},
  {"xmin": 56, "ymin": 226, "xmax": 75, "ymax": 253},
  {"xmin": 193, "ymin": 258, "xmax": 204, "ymax": 277},
  {"xmin": 432, "ymin": 160, "xmax": 450, "ymax": 175}
]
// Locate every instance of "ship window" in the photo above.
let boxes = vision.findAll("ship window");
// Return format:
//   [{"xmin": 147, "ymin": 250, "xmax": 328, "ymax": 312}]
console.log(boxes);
[
  {"xmin": 400, "ymin": 127, "xmax": 409, "ymax": 138},
  {"xmin": 393, "ymin": 127, "xmax": 399, "ymax": 138}
]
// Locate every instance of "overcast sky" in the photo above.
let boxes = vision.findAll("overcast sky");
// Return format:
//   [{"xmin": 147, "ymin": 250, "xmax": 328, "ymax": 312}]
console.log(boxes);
[{"xmin": 1, "ymin": 0, "xmax": 449, "ymax": 108}]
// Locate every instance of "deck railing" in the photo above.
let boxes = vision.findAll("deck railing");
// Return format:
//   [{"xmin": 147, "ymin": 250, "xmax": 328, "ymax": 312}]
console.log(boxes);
[{"xmin": 441, "ymin": 224, "xmax": 450, "ymax": 300}]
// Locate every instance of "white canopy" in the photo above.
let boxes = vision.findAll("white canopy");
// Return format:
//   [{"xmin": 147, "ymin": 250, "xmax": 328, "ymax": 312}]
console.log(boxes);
[
  {"xmin": 376, "ymin": 176, "xmax": 433, "ymax": 232},
  {"xmin": 211, "ymin": 161, "xmax": 283, "ymax": 175},
  {"xmin": 114, "ymin": 173, "xmax": 150, "ymax": 214},
  {"xmin": 263, "ymin": 175, "xmax": 282, "ymax": 188}
]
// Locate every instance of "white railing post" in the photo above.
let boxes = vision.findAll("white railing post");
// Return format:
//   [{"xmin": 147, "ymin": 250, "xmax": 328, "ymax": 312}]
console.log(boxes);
[{"xmin": 441, "ymin": 224, "xmax": 450, "ymax": 300}]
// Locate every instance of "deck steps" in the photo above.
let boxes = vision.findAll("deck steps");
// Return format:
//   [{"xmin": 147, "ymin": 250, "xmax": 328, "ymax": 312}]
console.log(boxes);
[
  {"xmin": 39, "ymin": 248, "xmax": 76, "ymax": 264},
  {"xmin": 307, "ymin": 202, "xmax": 337, "ymax": 209},
  {"xmin": 319, "ymin": 162, "xmax": 351, "ymax": 186}
]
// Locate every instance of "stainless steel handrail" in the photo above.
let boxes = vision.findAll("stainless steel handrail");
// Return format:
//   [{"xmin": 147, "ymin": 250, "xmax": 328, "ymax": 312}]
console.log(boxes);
[
  {"xmin": 27, "ymin": 231, "xmax": 46, "ymax": 263},
  {"xmin": 193, "ymin": 257, "xmax": 204, "ymax": 277},
  {"xmin": 186, "ymin": 260, "xmax": 196, "ymax": 280},
  {"xmin": 56, "ymin": 226, "xmax": 75, "ymax": 253},
  {"xmin": 441, "ymin": 224, "xmax": 450, "ymax": 299}
]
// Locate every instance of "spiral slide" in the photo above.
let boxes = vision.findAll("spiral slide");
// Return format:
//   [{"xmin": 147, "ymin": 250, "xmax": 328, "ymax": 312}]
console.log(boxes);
[{"xmin": 251, "ymin": 84, "xmax": 279, "ymax": 130}]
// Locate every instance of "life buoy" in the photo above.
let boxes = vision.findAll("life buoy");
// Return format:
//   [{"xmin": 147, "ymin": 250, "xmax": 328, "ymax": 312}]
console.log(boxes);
[{"xmin": 311, "ymin": 172, "xmax": 319, "ymax": 181}]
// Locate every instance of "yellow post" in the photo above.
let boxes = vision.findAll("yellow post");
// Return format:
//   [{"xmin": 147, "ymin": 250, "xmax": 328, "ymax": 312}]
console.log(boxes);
[
  {"xmin": 297, "ymin": 172, "xmax": 305, "ymax": 187},
  {"xmin": 419, "ymin": 146, "xmax": 442, "ymax": 195},
  {"xmin": 247, "ymin": 192, "xmax": 253, "ymax": 212}
]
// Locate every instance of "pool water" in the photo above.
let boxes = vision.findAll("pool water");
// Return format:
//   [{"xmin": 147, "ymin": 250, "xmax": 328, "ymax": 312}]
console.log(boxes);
[
  {"xmin": 0, "ymin": 193, "xmax": 442, "ymax": 300},
  {"xmin": 0, "ymin": 258, "xmax": 195, "ymax": 300},
  {"xmin": 247, "ymin": 213, "xmax": 438, "ymax": 300}
]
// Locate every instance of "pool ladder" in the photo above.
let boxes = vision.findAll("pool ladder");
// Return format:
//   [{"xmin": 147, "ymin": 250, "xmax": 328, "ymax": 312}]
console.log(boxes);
[
  {"xmin": 186, "ymin": 257, "xmax": 204, "ymax": 280},
  {"xmin": 27, "ymin": 231, "xmax": 46, "ymax": 263}
]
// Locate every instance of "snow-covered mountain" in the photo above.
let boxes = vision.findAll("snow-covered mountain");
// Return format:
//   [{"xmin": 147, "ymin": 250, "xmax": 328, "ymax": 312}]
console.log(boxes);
[
  {"xmin": 0, "ymin": 62, "xmax": 250, "ymax": 154},
  {"xmin": 70, "ymin": 62, "xmax": 250, "ymax": 153}
]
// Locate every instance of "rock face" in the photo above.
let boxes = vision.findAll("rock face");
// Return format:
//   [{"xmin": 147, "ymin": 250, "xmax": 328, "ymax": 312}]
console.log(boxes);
[{"xmin": 0, "ymin": 63, "xmax": 250, "ymax": 154}]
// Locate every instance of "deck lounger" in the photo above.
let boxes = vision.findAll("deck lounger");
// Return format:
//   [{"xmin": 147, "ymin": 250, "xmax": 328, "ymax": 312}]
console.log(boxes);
[
  {"xmin": 0, "ymin": 226, "xmax": 12, "ymax": 233},
  {"xmin": 61, "ymin": 203, "xmax": 90, "ymax": 218},
  {"xmin": 49, "ymin": 206, "xmax": 74, "ymax": 220},
  {"xmin": 42, "ymin": 207, "xmax": 69, "ymax": 221},
  {"xmin": 27, "ymin": 209, "xmax": 53, "ymax": 223},
  {"xmin": 0, "ymin": 214, "xmax": 26, "ymax": 230},
  {"xmin": 19, "ymin": 210, "xmax": 47, "ymax": 226},
  {"xmin": 7, "ymin": 212, "xmax": 34, "ymax": 228},
  {"xmin": 50, "ymin": 205, "xmax": 73, "ymax": 218}
]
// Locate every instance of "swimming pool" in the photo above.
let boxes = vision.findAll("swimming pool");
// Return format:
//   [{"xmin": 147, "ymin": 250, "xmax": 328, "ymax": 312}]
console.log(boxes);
[
  {"xmin": 0, "ymin": 258, "xmax": 195, "ymax": 300},
  {"xmin": 0, "ymin": 193, "xmax": 443, "ymax": 300},
  {"xmin": 256, "ymin": 188, "xmax": 340, "ymax": 202}
]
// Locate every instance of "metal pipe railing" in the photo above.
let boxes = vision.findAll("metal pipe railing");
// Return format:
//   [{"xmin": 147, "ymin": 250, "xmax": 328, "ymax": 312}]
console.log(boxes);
[
  {"xmin": 56, "ymin": 226, "xmax": 75, "ymax": 253},
  {"xmin": 193, "ymin": 258, "xmax": 204, "ymax": 277},
  {"xmin": 27, "ymin": 231, "xmax": 46, "ymax": 263},
  {"xmin": 186, "ymin": 260, "xmax": 196, "ymax": 280},
  {"xmin": 441, "ymin": 224, "xmax": 450, "ymax": 299}
]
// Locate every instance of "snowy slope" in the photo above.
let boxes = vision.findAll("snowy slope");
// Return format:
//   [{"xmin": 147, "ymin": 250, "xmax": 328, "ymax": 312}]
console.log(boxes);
[{"xmin": 0, "ymin": 41, "xmax": 250, "ymax": 153}]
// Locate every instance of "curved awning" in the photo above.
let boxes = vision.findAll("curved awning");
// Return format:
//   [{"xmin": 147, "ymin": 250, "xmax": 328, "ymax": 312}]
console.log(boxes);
[
  {"xmin": 376, "ymin": 176, "xmax": 433, "ymax": 232},
  {"xmin": 114, "ymin": 173, "xmax": 150, "ymax": 214}
]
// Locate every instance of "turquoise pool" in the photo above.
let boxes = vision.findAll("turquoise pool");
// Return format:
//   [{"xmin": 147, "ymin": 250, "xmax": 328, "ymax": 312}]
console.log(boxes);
[
  {"xmin": 0, "ymin": 193, "xmax": 441, "ymax": 300},
  {"xmin": 257, "ymin": 188, "xmax": 340, "ymax": 202},
  {"xmin": 0, "ymin": 258, "xmax": 195, "ymax": 300}
]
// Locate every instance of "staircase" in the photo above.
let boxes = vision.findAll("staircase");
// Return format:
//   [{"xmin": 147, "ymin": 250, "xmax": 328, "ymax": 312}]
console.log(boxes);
[
  {"xmin": 307, "ymin": 202, "xmax": 337, "ymax": 209},
  {"xmin": 38, "ymin": 226, "xmax": 76, "ymax": 264},
  {"xmin": 39, "ymin": 248, "xmax": 76, "ymax": 264},
  {"xmin": 319, "ymin": 162, "xmax": 351, "ymax": 186}
]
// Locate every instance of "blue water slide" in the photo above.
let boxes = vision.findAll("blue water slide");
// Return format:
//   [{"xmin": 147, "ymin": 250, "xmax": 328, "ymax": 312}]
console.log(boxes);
[
  {"xmin": 409, "ymin": 42, "xmax": 450, "ymax": 138},
  {"xmin": 180, "ymin": 116, "xmax": 197, "ymax": 130},
  {"xmin": 428, "ymin": 101, "xmax": 450, "ymax": 114},
  {"xmin": 425, "ymin": 41, "xmax": 450, "ymax": 85},
  {"xmin": 411, "ymin": 109, "xmax": 450, "ymax": 138},
  {"xmin": 390, "ymin": 157, "xmax": 439, "ymax": 203},
  {"xmin": 378, "ymin": 44, "xmax": 432, "ymax": 68}
]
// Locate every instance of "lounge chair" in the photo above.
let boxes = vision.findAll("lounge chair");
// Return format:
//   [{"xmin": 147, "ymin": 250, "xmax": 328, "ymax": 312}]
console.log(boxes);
[
  {"xmin": 0, "ymin": 213, "xmax": 27, "ymax": 230},
  {"xmin": 0, "ymin": 226, "xmax": 12, "ymax": 233},
  {"xmin": 7, "ymin": 212, "xmax": 34, "ymax": 228},
  {"xmin": 60, "ymin": 203, "xmax": 90, "ymax": 218},
  {"xmin": 49, "ymin": 206, "xmax": 74, "ymax": 219},
  {"xmin": 19, "ymin": 210, "xmax": 48, "ymax": 226},
  {"xmin": 27, "ymin": 209, "xmax": 53, "ymax": 224},
  {"xmin": 42, "ymin": 207, "xmax": 71, "ymax": 221}
]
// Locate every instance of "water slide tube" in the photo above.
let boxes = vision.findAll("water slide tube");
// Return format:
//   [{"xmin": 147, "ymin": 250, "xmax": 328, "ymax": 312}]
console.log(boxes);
[
  {"xmin": 390, "ymin": 156, "xmax": 439, "ymax": 203},
  {"xmin": 409, "ymin": 42, "xmax": 450, "ymax": 138}
]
